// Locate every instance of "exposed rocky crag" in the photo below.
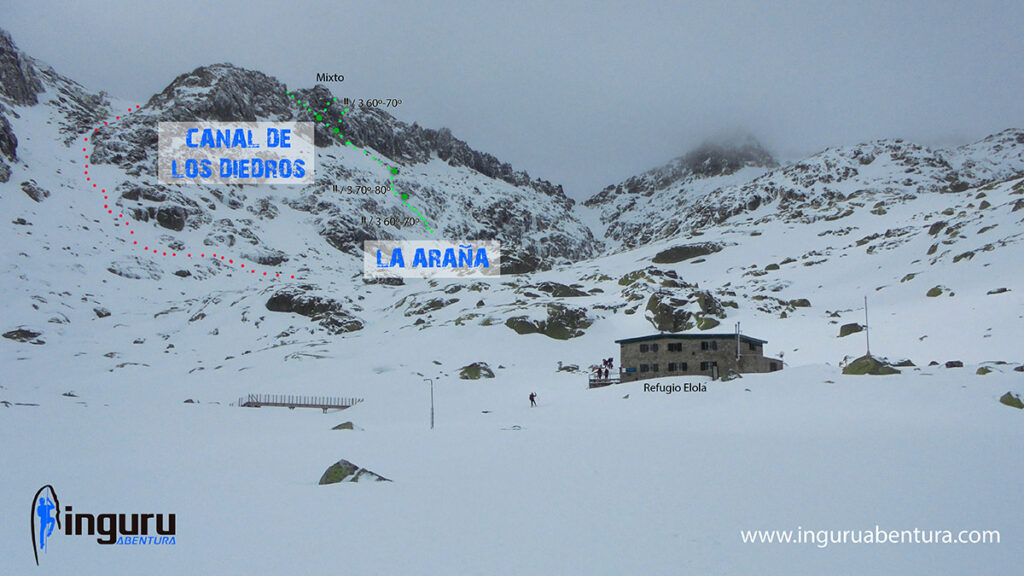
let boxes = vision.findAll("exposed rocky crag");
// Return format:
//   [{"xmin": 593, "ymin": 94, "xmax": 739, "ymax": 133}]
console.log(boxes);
[{"xmin": 81, "ymin": 62, "xmax": 595, "ymax": 273}]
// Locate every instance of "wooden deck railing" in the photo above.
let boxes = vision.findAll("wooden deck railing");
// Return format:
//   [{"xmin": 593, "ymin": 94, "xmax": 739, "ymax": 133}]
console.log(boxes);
[
  {"xmin": 237, "ymin": 394, "xmax": 363, "ymax": 413},
  {"xmin": 588, "ymin": 377, "xmax": 622, "ymax": 389}
]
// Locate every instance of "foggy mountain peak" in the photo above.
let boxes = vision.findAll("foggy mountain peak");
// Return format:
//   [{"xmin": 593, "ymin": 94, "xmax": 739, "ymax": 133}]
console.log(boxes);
[{"xmin": 680, "ymin": 136, "xmax": 777, "ymax": 178}]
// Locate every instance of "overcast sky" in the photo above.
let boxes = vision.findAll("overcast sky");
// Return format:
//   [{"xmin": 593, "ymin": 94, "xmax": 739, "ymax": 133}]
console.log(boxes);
[{"xmin": 3, "ymin": 0, "xmax": 1022, "ymax": 199}]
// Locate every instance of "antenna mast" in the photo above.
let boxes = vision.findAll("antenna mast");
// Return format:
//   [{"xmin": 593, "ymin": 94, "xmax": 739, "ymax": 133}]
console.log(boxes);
[
  {"xmin": 864, "ymin": 296, "xmax": 871, "ymax": 357},
  {"xmin": 735, "ymin": 322, "xmax": 741, "ymax": 363}
]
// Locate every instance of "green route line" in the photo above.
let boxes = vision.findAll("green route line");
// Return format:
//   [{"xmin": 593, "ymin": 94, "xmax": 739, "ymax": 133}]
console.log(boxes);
[{"xmin": 286, "ymin": 91, "xmax": 435, "ymax": 233}]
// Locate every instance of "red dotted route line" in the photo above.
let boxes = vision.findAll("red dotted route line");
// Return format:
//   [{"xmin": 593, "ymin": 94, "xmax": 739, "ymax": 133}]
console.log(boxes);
[{"xmin": 84, "ymin": 106, "xmax": 295, "ymax": 280}]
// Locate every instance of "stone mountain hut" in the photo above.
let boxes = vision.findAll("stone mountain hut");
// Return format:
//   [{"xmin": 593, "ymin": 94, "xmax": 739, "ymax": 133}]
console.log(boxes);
[{"xmin": 615, "ymin": 331, "xmax": 783, "ymax": 382}]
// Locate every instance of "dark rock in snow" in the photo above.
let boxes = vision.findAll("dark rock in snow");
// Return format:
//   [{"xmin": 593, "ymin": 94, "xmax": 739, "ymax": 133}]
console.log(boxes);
[
  {"xmin": 843, "ymin": 355, "xmax": 900, "ymax": 375},
  {"xmin": 505, "ymin": 304, "xmax": 592, "ymax": 340},
  {"xmin": 645, "ymin": 293, "xmax": 695, "ymax": 333},
  {"xmin": 20, "ymin": 180, "xmax": 49, "ymax": 202},
  {"xmin": 265, "ymin": 288, "xmax": 364, "ymax": 334},
  {"xmin": 533, "ymin": 281, "xmax": 589, "ymax": 298},
  {"xmin": 321, "ymin": 219, "xmax": 379, "ymax": 256},
  {"xmin": 0, "ymin": 110, "xmax": 17, "ymax": 160},
  {"xmin": 404, "ymin": 297, "xmax": 458, "ymax": 316},
  {"xmin": 363, "ymin": 277, "xmax": 405, "ymax": 286},
  {"xmin": 93, "ymin": 307, "xmax": 111, "ymax": 318},
  {"xmin": 840, "ymin": 325, "xmax": 865, "ymax": 341},
  {"xmin": 319, "ymin": 459, "xmax": 390, "ymax": 484},
  {"xmin": 3, "ymin": 328, "xmax": 43, "ymax": 344},
  {"xmin": 652, "ymin": 242, "xmax": 722, "ymax": 264},
  {"xmin": 999, "ymin": 392, "xmax": 1023, "ymax": 409},
  {"xmin": 501, "ymin": 250, "xmax": 542, "ymax": 275},
  {"xmin": 156, "ymin": 205, "xmax": 188, "ymax": 231},
  {"xmin": 107, "ymin": 256, "xmax": 162, "ymax": 280},
  {"xmin": 459, "ymin": 362, "xmax": 495, "ymax": 379}
]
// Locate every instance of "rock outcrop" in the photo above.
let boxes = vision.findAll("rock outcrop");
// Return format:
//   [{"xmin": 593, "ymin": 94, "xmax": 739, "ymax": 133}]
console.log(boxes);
[
  {"xmin": 265, "ymin": 287, "xmax": 364, "ymax": 334},
  {"xmin": 505, "ymin": 304, "xmax": 593, "ymax": 340},
  {"xmin": 0, "ymin": 30, "xmax": 44, "ymax": 105},
  {"xmin": 458, "ymin": 362, "xmax": 495, "ymax": 379},
  {"xmin": 318, "ymin": 459, "xmax": 390, "ymax": 484}
]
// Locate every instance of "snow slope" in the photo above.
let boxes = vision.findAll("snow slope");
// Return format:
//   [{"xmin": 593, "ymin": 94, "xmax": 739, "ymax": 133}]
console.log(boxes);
[{"xmin": 2, "ymin": 358, "xmax": 1021, "ymax": 574}]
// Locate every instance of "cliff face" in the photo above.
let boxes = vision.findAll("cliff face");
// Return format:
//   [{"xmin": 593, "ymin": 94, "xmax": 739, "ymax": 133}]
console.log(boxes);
[{"xmin": 0, "ymin": 29, "xmax": 43, "ymax": 105}]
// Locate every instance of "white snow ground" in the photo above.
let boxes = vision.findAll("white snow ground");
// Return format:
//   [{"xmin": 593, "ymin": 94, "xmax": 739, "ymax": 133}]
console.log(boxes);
[{"xmin": 2, "ymin": 358, "xmax": 1021, "ymax": 574}]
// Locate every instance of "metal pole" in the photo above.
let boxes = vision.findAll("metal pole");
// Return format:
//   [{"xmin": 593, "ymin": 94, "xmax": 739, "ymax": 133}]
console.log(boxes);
[
  {"xmin": 735, "ymin": 322, "xmax": 741, "ymax": 363},
  {"xmin": 425, "ymin": 378, "xmax": 434, "ymax": 430},
  {"xmin": 864, "ymin": 295, "xmax": 871, "ymax": 357}
]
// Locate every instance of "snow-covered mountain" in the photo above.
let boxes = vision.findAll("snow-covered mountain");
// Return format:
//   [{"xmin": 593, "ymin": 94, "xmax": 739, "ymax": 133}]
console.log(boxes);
[
  {"xmin": 2, "ymin": 27, "xmax": 1023, "ymax": 575},
  {"xmin": 583, "ymin": 136, "xmax": 778, "ymax": 248},
  {"xmin": 584, "ymin": 130, "xmax": 1024, "ymax": 251},
  {"xmin": 103, "ymin": 63, "xmax": 599, "ymax": 273},
  {"xmin": 3, "ymin": 19, "xmax": 1023, "ymax": 377},
  {"xmin": 3, "ymin": 20, "xmax": 1023, "ymax": 366}
]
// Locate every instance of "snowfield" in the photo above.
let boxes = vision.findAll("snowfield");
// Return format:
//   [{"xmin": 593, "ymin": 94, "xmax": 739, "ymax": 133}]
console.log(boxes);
[{"xmin": 2, "ymin": 358, "xmax": 1021, "ymax": 574}]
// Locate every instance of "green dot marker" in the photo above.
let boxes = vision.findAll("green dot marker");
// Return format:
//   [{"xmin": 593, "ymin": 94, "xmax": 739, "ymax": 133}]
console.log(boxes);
[{"xmin": 401, "ymin": 193, "xmax": 409, "ymax": 200}]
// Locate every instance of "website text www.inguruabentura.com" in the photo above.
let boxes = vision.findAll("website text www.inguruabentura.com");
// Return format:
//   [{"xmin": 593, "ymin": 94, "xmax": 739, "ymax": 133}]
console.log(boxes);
[{"xmin": 740, "ymin": 526, "xmax": 1000, "ymax": 549}]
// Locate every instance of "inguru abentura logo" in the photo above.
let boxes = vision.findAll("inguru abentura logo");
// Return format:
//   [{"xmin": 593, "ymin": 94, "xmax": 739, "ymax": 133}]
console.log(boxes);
[{"xmin": 30, "ymin": 484, "xmax": 176, "ymax": 566}]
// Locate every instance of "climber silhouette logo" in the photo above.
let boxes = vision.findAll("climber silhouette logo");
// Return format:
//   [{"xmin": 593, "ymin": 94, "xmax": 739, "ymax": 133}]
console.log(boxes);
[{"xmin": 31, "ymin": 484, "xmax": 61, "ymax": 566}]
